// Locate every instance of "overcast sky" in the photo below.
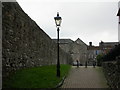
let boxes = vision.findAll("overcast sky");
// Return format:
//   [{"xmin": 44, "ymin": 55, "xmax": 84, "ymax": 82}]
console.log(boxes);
[{"xmin": 16, "ymin": 0, "xmax": 119, "ymax": 46}]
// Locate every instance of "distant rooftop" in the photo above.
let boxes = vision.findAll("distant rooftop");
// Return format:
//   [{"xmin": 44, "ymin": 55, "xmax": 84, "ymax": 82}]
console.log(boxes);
[
  {"xmin": 52, "ymin": 39, "xmax": 74, "ymax": 44},
  {"xmin": 75, "ymin": 38, "xmax": 88, "ymax": 46},
  {"xmin": 87, "ymin": 46, "xmax": 102, "ymax": 50},
  {"xmin": 99, "ymin": 41, "xmax": 119, "ymax": 47}
]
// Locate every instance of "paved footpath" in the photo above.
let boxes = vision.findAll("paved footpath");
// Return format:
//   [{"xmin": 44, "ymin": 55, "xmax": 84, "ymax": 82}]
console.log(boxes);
[{"xmin": 61, "ymin": 66, "xmax": 108, "ymax": 88}]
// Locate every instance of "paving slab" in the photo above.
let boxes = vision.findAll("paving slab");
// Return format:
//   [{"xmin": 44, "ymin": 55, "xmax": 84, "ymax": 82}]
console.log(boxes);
[{"xmin": 61, "ymin": 66, "xmax": 108, "ymax": 88}]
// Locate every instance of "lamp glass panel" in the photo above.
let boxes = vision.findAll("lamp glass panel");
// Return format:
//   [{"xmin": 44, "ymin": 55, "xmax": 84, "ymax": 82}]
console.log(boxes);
[{"xmin": 55, "ymin": 19, "xmax": 61, "ymax": 26}]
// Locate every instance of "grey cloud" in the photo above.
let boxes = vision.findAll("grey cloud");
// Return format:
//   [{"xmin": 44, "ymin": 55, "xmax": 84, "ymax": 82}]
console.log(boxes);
[{"xmin": 17, "ymin": 1, "xmax": 118, "ymax": 45}]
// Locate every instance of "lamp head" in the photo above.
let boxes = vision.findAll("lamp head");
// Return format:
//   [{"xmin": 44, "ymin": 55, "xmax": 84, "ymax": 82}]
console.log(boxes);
[{"xmin": 54, "ymin": 12, "xmax": 62, "ymax": 27}]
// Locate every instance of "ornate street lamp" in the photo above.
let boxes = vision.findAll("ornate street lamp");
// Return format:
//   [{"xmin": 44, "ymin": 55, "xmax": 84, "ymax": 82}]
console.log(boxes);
[{"xmin": 54, "ymin": 12, "xmax": 62, "ymax": 77}]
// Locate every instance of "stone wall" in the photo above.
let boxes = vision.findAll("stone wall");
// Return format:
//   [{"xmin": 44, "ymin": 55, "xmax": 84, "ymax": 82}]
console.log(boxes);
[
  {"xmin": 75, "ymin": 38, "xmax": 88, "ymax": 65},
  {"xmin": 0, "ymin": 1, "xmax": 2, "ymax": 89},
  {"xmin": 53, "ymin": 38, "xmax": 88, "ymax": 65},
  {"xmin": 2, "ymin": 2, "xmax": 72, "ymax": 78},
  {"xmin": 70, "ymin": 42, "xmax": 86, "ymax": 64},
  {"xmin": 102, "ymin": 58, "xmax": 120, "ymax": 88}
]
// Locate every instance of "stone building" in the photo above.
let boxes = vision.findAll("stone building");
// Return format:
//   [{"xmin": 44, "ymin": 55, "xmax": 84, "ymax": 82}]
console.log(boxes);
[
  {"xmin": 53, "ymin": 37, "xmax": 119, "ymax": 66},
  {"xmin": 74, "ymin": 38, "xmax": 88, "ymax": 65},
  {"xmin": 53, "ymin": 38, "xmax": 88, "ymax": 65}
]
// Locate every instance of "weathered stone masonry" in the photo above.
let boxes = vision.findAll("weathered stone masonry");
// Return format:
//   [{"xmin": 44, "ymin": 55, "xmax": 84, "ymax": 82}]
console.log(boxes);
[{"xmin": 2, "ymin": 2, "xmax": 72, "ymax": 78}]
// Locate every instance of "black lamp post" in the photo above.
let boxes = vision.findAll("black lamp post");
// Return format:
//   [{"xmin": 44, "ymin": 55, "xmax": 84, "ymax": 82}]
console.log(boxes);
[{"xmin": 54, "ymin": 12, "xmax": 62, "ymax": 77}]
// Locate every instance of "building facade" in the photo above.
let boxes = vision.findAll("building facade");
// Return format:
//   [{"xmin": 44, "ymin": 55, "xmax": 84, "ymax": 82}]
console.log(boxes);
[
  {"xmin": 99, "ymin": 41, "xmax": 119, "ymax": 54},
  {"xmin": 53, "ymin": 38, "xmax": 88, "ymax": 65},
  {"xmin": 87, "ymin": 42, "xmax": 102, "ymax": 65},
  {"xmin": 53, "ymin": 39, "xmax": 119, "ymax": 66},
  {"xmin": 117, "ymin": 1, "xmax": 120, "ymax": 42},
  {"xmin": 74, "ymin": 38, "xmax": 88, "ymax": 65}
]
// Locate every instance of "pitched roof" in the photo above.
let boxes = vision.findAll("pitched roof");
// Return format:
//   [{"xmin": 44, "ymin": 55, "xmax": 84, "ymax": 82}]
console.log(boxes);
[{"xmin": 75, "ymin": 38, "xmax": 88, "ymax": 46}]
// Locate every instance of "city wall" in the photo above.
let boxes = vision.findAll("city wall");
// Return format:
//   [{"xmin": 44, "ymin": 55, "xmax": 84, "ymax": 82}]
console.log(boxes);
[{"xmin": 2, "ymin": 2, "xmax": 72, "ymax": 78}]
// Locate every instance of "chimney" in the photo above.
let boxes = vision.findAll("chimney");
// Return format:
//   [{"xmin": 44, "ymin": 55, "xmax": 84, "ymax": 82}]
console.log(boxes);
[
  {"xmin": 89, "ymin": 42, "xmax": 92, "ymax": 46},
  {"xmin": 99, "ymin": 41, "xmax": 104, "ymax": 46}
]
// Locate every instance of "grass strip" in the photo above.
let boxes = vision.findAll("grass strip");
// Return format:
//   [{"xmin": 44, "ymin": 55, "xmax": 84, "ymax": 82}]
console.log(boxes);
[{"xmin": 3, "ymin": 64, "xmax": 71, "ymax": 88}]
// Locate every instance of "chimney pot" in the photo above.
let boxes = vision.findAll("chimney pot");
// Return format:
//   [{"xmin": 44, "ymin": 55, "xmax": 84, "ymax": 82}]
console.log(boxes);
[{"xmin": 89, "ymin": 42, "xmax": 92, "ymax": 46}]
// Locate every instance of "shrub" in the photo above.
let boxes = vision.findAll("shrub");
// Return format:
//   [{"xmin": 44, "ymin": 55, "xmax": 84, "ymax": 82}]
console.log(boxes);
[{"xmin": 96, "ymin": 54, "xmax": 103, "ymax": 66}]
